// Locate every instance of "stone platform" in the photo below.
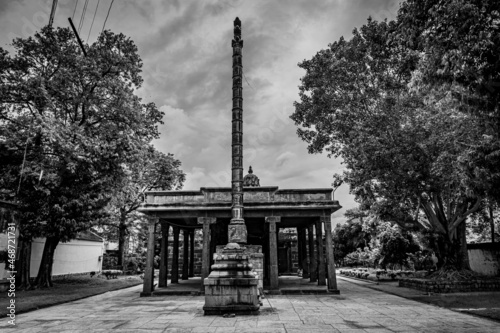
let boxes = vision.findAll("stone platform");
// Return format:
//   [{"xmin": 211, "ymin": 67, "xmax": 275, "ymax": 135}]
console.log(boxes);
[
  {"xmin": 203, "ymin": 243, "xmax": 260, "ymax": 315},
  {"xmin": 3, "ymin": 277, "xmax": 500, "ymax": 332},
  {"xmin": 150, "ymin": 275, "xmax": 339, "ymax": 296}
]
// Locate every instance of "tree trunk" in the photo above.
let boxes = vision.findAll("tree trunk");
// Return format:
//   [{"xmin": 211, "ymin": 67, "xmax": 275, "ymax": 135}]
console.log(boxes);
[
  {"xmin": 456, "ymin": 220, "xmax": 471, "ymax": 270},
  {"xmin": 15, "ymin": 236, "xmax": 32, "ymax": 290},
  {"xmin": 433, "ymin": 222, "xmax": 470, "ymax": 271},
  {"xmin": 34, "ymin": 236, "xmax": 60, "ymax": 288},
  {"xmin": 489, "ymin": 204, "xmax": 495, "ymax": 243},
  {"xmin": 117, "ymin": 212, "xmax": 127, "ymax": 267}
]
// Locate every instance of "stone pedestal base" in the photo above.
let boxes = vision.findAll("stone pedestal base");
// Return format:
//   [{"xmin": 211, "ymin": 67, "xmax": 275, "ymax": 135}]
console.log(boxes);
[
  {"xmin": 203, "ymin": 243, "xmax": 260, "ymax": 315},
  {"xmin": 216, "ymin": 245, "xmax": 263, "ymax": 289},
  {"xmin": 204, "ymin": 278, "xmax": 260, "ymax": 315}
]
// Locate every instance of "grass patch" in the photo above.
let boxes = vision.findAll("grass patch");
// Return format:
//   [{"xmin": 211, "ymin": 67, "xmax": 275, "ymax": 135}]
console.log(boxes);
[
  {"xmin": 0, "ymin": 274, "xmax": 142, "ymax": 316},
  {"xmin": 413, "ymin": 293, "xmax": 500, "ymax": 322}
]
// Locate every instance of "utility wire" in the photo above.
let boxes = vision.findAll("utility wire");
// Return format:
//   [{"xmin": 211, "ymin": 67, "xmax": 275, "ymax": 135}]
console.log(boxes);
[
  {"xmin": 243, "ymin": 72, "xmax": 255, "ymax": 91},
  {"xmin": 87, "ymin": 0, "xmax": 100, "ymax": 42},
  {"xmin": 72, "ymin": 0, "xmax": 79, "ymax": 20},
  {"xmin": 101, "ymin": 0, "xmax": 115, "ymax": 33},
  {"xmin": 78, "ymin": 0, "xmax": 89, "ymax": 34}
]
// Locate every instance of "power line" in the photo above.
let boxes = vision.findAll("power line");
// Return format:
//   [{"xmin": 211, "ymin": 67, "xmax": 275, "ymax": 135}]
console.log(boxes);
[
  {"xmin": 78, "ymin": 0, "xmax": 89, "ymax": 34},
  {"xmin": 243, "ymin": 72, "xmax": 255, "ymax": 91},
  {"xmin": 102, "ymin": 0, "xmax": 115, "ymax": 33},
  {"xmin": 87, "ymin": 0, "xmax": 101, "ymax": 42},
  {"xmin": 72, "ymin": 0, "xmax": 79, "ymax": 20}
]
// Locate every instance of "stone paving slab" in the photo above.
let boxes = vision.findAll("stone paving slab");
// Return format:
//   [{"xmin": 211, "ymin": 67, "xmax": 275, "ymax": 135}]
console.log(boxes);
[{"xmin": 2, "ymin": 279, "xmax": 499, "ymax": 332}]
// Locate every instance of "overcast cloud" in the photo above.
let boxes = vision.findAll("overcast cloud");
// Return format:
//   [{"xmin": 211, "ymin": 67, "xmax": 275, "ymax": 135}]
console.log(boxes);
[{"xmin": 0, "ymin": 0, "xmax": 402, "ymax": 224}]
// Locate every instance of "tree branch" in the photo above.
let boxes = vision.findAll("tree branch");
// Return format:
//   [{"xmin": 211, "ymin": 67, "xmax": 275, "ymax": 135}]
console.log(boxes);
[{"xmin": 449, "ymin": 197, "xmax": 482, "ymax": 232}]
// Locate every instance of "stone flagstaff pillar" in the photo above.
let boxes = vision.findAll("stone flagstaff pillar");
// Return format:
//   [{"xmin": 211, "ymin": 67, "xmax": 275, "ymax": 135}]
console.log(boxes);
[
  {"xmin": 203, "ymin": 18, "xmax": 260, "ymax": 316},
  {"xmin": 228, "ymin": 16, "xmax": 246, "ymax": 245}
]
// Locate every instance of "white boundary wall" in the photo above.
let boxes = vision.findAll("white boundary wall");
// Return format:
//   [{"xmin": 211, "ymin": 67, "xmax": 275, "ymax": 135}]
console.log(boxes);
[{"xmin": 30, "ymin": 238, "xmax": 104, "ymax": 277}]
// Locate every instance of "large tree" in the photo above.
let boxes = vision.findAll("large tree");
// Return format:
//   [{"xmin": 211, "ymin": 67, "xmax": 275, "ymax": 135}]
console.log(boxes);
[
  {"xmin": 291, "ymin": 2, "xmax": 499, "ymax": 272},
  {"xmin": 0, "ymin": 26, "xmax": 164, "ymax": 288},
  {"xmin": 100, "ymin": 145, "xmax": 185, "ymax": 267},
  {"xmin": 333, "ymin": 208, "xmax": 371, "ymax": 265}
]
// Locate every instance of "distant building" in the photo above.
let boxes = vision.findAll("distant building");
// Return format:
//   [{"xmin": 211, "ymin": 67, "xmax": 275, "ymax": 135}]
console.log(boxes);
[
  {"xmin": 0, "ymin": 199, "xmax": 104, "ymax": 291},
  {"xmin": 30, "ymin": 231, "xmax": 104, "ymax": 277}
]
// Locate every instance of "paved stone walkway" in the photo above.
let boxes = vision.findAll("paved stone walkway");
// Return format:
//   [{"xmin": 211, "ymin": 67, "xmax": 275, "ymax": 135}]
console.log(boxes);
[{"xmin": 1, "ymin": 278, "xmax": 498, "ymax": 332}]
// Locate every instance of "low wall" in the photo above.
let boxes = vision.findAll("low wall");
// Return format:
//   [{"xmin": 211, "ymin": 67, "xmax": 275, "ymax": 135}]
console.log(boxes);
[
  {"xmin": 399, "ymin": 278, "xmax": 500, "ymax": 293},
  {"xmin": 468, "ymin": 243, "xmax": 500, "ymax": 277},
  {"xmin": 30, "ymin": 238, "xmax": 104, "ymax": 277}
]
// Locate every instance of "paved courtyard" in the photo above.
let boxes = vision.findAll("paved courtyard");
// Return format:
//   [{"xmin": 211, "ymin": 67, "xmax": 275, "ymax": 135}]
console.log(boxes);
[{"xmin": 1, "ymin": 278, "xmax": 498, "ymax": 333}]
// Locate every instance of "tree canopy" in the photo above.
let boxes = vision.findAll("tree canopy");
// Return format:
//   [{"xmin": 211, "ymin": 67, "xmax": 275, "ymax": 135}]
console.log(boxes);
[
  {"xmin": 291, "ymin": 0, "xmax": 500, "ymax": 270},
  {"xmin": 100, "ymin": 145, "xmax": 185, "ymax": 266},
  {"xmin": 0, "ymin": 26, "xmax": 171, "ymax": 287}
]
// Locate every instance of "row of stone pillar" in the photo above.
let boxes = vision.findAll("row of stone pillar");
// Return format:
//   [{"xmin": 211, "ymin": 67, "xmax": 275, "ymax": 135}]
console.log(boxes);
[
  {"xmin": 142, "ymin": 215, "xmax": 337, "ymax": 296},
  {"xmin": 295, "ymin": 219, "xmax": 333, "ymax": 286},
  {"xmin": 264, "ymin": 215, "xmax": 337, "ymax": 292},
  {"xmin": 160, "ymin": 225, "xmax": 196, "ymax": 286},
  {"xmin": 140, "ymin": 220, "xmax": 197, "ymax": 295}
]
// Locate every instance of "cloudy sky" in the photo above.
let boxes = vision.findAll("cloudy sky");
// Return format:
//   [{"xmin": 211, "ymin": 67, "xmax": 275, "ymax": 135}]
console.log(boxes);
[{"xmin": 1, "ymin": 0, "xmax": 401, "ymax": 224}]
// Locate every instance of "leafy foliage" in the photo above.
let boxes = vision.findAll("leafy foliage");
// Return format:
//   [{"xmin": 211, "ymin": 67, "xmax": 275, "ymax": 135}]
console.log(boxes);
[
  {"xmin": 333, "ymin": 209, "xmax": 371, "ymax": 264},
  {"xmin": 377, "ymin": 222, "xmax": 421, "ymax": 269},
  {"xmin": 292, "ymin": 0, "xmax": 500, "ymax": 270},
  {"xmin": 0, "ymin": 26, "xmax": 167, "ymax": 287},
  {"xmin": 98, "ymin": 145, "xmax": 185, "ymax": 266}
]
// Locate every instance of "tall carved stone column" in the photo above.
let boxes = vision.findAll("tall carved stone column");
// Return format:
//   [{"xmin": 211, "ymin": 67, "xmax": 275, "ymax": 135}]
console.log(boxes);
[
  {"xmin": 322, "ymin": 215, "xmax": 339, "ymax": 293},
  {"xmin": 158, "ymin": 223, "xmax": 169, "ymax": 288},
  {"xmin": 182, "ymin": 229, "xmax": 189, "ymax": 280},
  {"xmin": 141, "ymin": 216, "xmax": 158, "ymax": 296},
  {"xmin": 308, "ymin": 224, "xmax": 317, "ymax": 282},
  {"xmin": 266, "ymin": 216, "xmax": 281, "ymax": 291},
  {"xmin": 171, "ymin": 226, "xmax": 180, "ymax": 284},
  {"xmin": 198, "ymin": 217, "xmax": 216, "ymax": 290},
  {"xmin": 189, "ymin": 229, "xmax": 195, "ymax": 277},
  {"xmin": 316, "ymin": 218, "xmax": 326, "ymax": 285},
  {"xmin": 228, "ymin": 16, "xmax": 246, "ymax": 245},
  {"xmin": 203, "ymin": 19, "xmax": 260, "ymax": 315}
]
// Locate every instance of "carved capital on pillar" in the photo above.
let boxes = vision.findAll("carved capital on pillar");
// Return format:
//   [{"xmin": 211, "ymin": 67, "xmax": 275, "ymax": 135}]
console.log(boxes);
[
  {"xmin": 320, "ymin": 215, "xmax": 331, "ymax": 223},
  {"xmin": 265, "ymin": 216, "xmax": 281, "ymax": 233},
  {"xmin": 321, "ymin": 214, "xmax": 333, "ymax": 232},
  {"xmin": 197, "ymin": 217, "xmax": 217, "ymax": 225},
  {"xmin": 147, "ymin": 216, "xmax": 159, "ymax": 224},
  {"xmin": 265, "ymin": 216, "xmax": 281, "ymax": 224}
]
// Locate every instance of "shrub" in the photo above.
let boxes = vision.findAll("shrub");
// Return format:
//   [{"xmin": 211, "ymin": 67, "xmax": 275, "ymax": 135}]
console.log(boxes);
[{"xmin": 102, "ymin": 254, "xmax": 118, "ymax": 269}]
